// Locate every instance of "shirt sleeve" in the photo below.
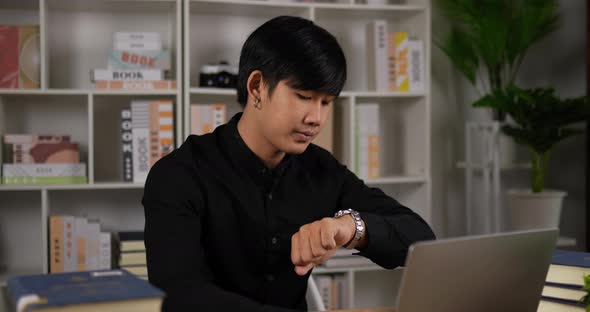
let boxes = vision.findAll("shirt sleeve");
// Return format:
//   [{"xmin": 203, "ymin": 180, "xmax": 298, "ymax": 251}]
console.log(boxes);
[
  {"xmin": 337, "ymin": 166, "xmax": 436, "ymax": 269},
  {"xmin": 142, "ymin": 159, "xmax": 301, "ymax": 312}
]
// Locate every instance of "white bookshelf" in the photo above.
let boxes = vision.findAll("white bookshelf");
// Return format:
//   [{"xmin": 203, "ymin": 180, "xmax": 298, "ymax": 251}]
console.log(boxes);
[
  {"xmin": 0, "ymin": 0, "xmax": 183, "ymax": 291},
  {"xmin": 0, "ymin": 0, "xmax": 431, "ymax": 310}
]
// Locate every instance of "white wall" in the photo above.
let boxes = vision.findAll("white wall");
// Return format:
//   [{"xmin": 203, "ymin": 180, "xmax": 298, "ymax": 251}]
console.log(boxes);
[{"xmin": 431, "ymin": 0, "xmax": 588, "ymax": 247}]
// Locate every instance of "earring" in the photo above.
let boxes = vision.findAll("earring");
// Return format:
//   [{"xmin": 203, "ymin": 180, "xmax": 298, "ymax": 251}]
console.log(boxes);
[{"xmin": 253, "ymin": 98, "xmax": 261, "ymax": 109}]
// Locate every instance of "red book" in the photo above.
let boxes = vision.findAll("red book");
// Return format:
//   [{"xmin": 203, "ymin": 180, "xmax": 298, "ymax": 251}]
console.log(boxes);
[{"xmin": 0, "ymin": 26, "xmax": 19, "ymax": 88}]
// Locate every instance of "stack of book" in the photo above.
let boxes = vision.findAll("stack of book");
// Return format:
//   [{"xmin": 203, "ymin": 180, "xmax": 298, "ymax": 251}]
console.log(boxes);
[
  {"xmin": 120, "ymin": 99, "xmax": 174, "ymax": 183},
  {"xmin": 366, "ymin": 20, "xmax": 424, "ymax": 93},
  {"xmin": 355, "ymin": 104, "xmax": 380, "ymax": 180},
  {"xmin": 7, "ymin": 270, "xmax": 163, "ymax": 312},
  {"xmin": 0, "ymin": 25, "xmax": 40, "ymax": 89},
  {"xmin": 117, "ymin": 231, "xmax": 147, "ymax": 280},
  {"xmin": 190, "ymin": 103, "xmax": 227, "ymax": 135},
  {"xmin": 538, "ymin": 249, "xmax": 590, "ymax": 311},
  {"xmin": 313, "ymin": 273, "xmax": 348, "ymax": 310},
  {"xmin": 1, "ymin": 134, "xmax": 87, "ymax": 185},
  {"xmin": 92, "ymin": 32, "xmax": 175, "ymax": 91},
  {"xmin": 49, "ymin": 215, "xmax": 112, "ymax": 273}
]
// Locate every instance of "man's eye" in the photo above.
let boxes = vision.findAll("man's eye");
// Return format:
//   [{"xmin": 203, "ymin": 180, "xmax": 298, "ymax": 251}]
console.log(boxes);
[
  {"xmin": 297, "ymin": 94, "xmax": 312, "ymax": 101},
  {"xmin": 322, "ymin": 101, "xmax": 332, "ymax": 106}
]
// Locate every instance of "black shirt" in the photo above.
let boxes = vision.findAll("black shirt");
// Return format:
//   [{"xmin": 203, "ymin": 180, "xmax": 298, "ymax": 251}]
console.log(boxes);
[{"xmin": 142, "ymin": 113, "xmax": 435, "ymax": 312}]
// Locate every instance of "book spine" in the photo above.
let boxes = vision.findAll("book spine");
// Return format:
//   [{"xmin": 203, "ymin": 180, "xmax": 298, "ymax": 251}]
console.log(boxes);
[
  {"xmin": 121, "ymin": 105, "xmax": 133, "ymax": 182},
  {"xmin": 408, "ymin": 39, "xmax": 424, "ymax": 92},
  {"xmin": 75, "ymin": 218, "xmax": 87, "ymax": 272},
  {"xmin": 190, "ymin": 104, "xmax": 202, "ymax": 135},
  {"xmin": 132, "ymin": 101, "xmax": 150, "ymax": 183},
  {"xmin": 108, "ymin": 50, "xmax": 171, "ymax": 70},
  {"xmin": 394, "ymin": 32, "xmax": 409, "ymax": 92},
  {"xmin": 366, "ymin": 20, "xmax": 388, "ymax": 91},
  {"xmin": 0, "ymin": 26, "xmax": 19, "ymax": 89},
  {"xmin": 99, "ymin": 232, "xmax": 112, "ymax": 270},
  {"xmin": 91, "ymin": 69, "xmax": 163, "ymax": 82},
  {"xmin": 367, "ymin": 104, "xmax": 380, "ymax": 179},
  {"xmin": 95, "ymin": 80, "xmax": 176, "ymax": 90},
  {"xmin": 2, "ymin": 134, "xmax": 70, "ymax": 144},
  {"xmin": 63, "ymin": 216, "xmax": 76, "ymax": 272},
  {"xmin": 157, "ymin": 100, "xmax": 174, "ymax": 159},
  {"xmin": 2, "ymin": 163, "xmax": 86, "ymax": 177},
  {"xmin": 17, "ymin": 25, "xmax": 40, "ymax": 88},
  {"xmin": 387, "ymin": 32, "xmax": 396, "ymax": 92},
  {"xmin": 149, "ymin": 102, "xmax": 160, "ymax": 167},
  {"xmin": 49, "ymin": 216, "xmax": 64, "ymax": 273},
  {"xmin": 2, "ymin": 176, "xmax": 87, "ymax": 185},
  {"xmin": 357, "ymin": 105, "xmax": 369, "ymax": 179},
  {"xmin": 86, "ymin": 222, "xmax": 100, "ymax": 271}
]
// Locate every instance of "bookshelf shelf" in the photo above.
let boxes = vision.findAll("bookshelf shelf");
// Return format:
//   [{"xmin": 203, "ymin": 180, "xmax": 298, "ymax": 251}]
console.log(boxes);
[{"xmin": 189, "ymin": 87, "xmax": 237, "ymax": 95}]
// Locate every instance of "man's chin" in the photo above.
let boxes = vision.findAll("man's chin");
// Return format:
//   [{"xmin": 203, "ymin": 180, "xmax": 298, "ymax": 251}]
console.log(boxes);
[{"xmin": 283, "ymin": 142, "xmax": 311, "ymax": 154}]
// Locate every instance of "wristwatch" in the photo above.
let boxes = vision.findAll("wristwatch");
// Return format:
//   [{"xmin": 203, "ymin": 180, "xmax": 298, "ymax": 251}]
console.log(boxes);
[{"xmin": 334, "ymin": 209, "xmax": 364, "ymax": 249}]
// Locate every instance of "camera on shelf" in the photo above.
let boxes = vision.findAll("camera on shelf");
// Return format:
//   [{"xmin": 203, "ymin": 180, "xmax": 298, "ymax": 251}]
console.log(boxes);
[{"xmin": 199, "ymin": 61, "xmax": 238, "ymax": 89}]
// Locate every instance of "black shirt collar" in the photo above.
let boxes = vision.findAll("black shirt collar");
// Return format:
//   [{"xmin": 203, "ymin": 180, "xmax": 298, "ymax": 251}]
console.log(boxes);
[{"xmin": 221, "ymin": 113, "xmax": 292, "ymax": 188}]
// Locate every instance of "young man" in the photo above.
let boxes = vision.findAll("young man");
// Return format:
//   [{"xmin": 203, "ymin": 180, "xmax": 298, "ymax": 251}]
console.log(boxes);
[{"xmin": 143, "ymin": 16, "xmax": 435, "ymax": 311}]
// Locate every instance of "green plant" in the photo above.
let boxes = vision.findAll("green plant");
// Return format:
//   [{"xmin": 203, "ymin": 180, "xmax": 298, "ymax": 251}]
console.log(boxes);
[
  {"xmin": 435, "ymin": 0, "xmax": 560, "ymax": 117},
  {"xmin": 474, "ymin": 85, "xmax": 590, "ymax": 193},
  {"xmin": 580, "ymin": 274, "xmax": 590, "ymax": 311}
]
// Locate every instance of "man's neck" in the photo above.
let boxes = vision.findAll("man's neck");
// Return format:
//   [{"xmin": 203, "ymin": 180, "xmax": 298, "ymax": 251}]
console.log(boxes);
[{"xmin": 237, "ymin": 111, "xmax": 285, "ymax": 169}]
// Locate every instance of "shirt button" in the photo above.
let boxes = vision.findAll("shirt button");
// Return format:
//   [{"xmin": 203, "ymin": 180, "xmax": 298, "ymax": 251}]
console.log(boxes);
[
  {"xmin": 271, "ymin": 237, "xmax": 278, "ymax": 245},
  {"xmin": 268, "ymin": 193, "xmax": 273, "ymax": 200},
  {"xmin": 265, "ymin": 274, "xmax": 275, "ymax": 282}
]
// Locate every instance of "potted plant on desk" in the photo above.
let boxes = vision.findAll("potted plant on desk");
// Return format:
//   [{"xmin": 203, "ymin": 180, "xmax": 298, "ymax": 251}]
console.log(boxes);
[{"xmin": 473, "ymin": 85, "xmax": 590, "ymax": 230}]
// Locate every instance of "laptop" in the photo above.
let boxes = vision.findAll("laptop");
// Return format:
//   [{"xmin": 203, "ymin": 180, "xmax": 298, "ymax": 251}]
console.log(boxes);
[{"xmin": 395, "ymin": 228, "xmax": 558, "ymax": 312}]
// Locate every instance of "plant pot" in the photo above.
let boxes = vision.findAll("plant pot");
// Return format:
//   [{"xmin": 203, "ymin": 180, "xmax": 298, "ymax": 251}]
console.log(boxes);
[{"xmin": 508, "ymin": 189, "xmax": 567, "ymax": 231}]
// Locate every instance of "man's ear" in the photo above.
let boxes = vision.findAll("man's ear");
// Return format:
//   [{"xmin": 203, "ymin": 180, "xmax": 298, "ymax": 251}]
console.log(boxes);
[{"xmin": 247, "ymin": 70, "xmax": 264, "ymax": 102}]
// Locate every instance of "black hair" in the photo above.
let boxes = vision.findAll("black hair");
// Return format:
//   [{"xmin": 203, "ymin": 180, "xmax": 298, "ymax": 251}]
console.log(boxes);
[{"xmin": 237, "ymin": 16, "xmax": 347, "ymax": 108}]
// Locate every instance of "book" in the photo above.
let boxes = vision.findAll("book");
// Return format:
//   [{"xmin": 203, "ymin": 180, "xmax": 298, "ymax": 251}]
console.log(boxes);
[
  {"xmin": 392, "ymin": 32, "xmax": 409, "ymax": 92},
  {"xmin": 108, "ymin": 50, "xmax": 171, "ymax": 70},
  {"xmin": 2, "ymin": 163, "xmax": 86, "ymax": 177},
  {"xmin": 355, "ymin": 104, "xmax": 380, "ymax": 179},
  {"xmin": 49, "ymin": 215, "xmax": 76, "ymax": 273},
  {"xmin": 366, "ymin": 20, "xmax": 388, "ymax": 92},
  {"xmin": 75, "ymin": 218, "xmax": 88, "ymax": 272},
  {"xmin": 190, "ymin": 104, "xmax": 227, "ymax": 135},
  {"xmin": 0, "ymin": 25, "xmax": 40, "ymax": 89},
  {"xmin": 542, "ymin": 284, "xmax": 586, "ymax": 302},
  {"xmin": 546, "ymin": 250, "xmax": 590, "ymax": 287},
  {"xmin": 7, "ymin": 270, "xmax": 164, "ymax": 312},
  {"xmin": 131, "ymin": 101, "xmax": 151, "ymax": 183},
  {"xmin": 113, "ymin": 32, "xmax": 161, "ymax": 51},
  {"xmin": 2, "ymin": 134, "xmax": 70, "ymax": 144},
  {"xmin": 98, "ymin": 232, "xmax": 112, "ymax": 270},
  {"xmin": 86, "ymin": 222, "xmax": 101, "ymax": 271},
  {"xmin": 121, "ymin": 266, "xmax": 148, "ymax": 277},
  {"xmin": 408, "ymin": 39, "xmax": 424, "ymax": 92},
  {"xmin": 3, "ymin": 142, "xmax": 80, "ymax": 164},
  {"xmin": 120, "ymin": 252, "xmax": 147, "ymax": 266},
  {"xmin": 91, "ymin": 69, "xmax": 163, "ymax": 82},
  {"xmin": 314, "ymin": 275, "xmax": 332, "ymax": 310},
  {"xmin": 538, "ymin": 297, "xmax": 585, "ymax": 312},
  {"xmin": 121, "ymin": 105, "xmax": 133, "ymax": 182},
  {"xmin": 118, "ymin": 231, "xmax": 145, "ymax": 252},
  {"xmin": 149, "ymin": 100, "xmax": 174, "ymax": 166},
  {"xmin": 2, "ymin": 176, "xmax": 87, "ymax": 185},
  {"xmin": 95, "ymin": 80, "xmax": 176, "ymax": 90}
]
